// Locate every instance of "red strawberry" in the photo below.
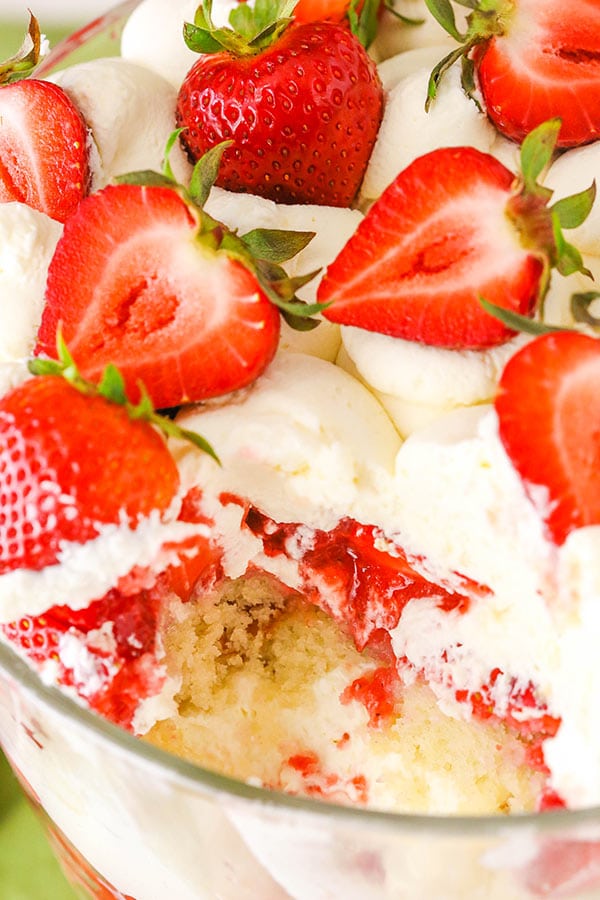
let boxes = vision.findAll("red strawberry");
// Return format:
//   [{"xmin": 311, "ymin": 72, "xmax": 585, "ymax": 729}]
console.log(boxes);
[
  {"xmin": 318, "ymin": 121, "xmax": 593, "ymax": 349},
  {"xmin": 36, "ymin": 183, "xmax": 284, "ymax": 408},
  {"xmin": 427, "ymin": 0, "xmax": 600, "ymax": 148},
  {"xmin": 176, "ymin": 0, "xmax": 383, "ymax": 206},
  {"xmin": 0, "ymin": 372, "xmax": 180, "ymax": 574},
  {"xmin": 495, "ymin": 331, "xmax": 600, "ymax": 545},
  {"xmin": 36, "ymin": 142, "xmax": 319, "ymax": 408},
  {"xmin": 0, "ymin": 16, "xmax": 89, "ymax": 222}
]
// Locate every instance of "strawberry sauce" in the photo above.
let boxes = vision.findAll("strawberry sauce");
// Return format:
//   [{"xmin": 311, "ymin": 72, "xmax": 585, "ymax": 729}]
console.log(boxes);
[{"xmin": 243, "ymin": 507, "xmax": 467, "ymax": 650}]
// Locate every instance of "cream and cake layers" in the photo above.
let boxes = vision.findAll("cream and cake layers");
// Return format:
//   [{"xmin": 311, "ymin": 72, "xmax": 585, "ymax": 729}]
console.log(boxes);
[{"xmin": 0, "ymin": 0, "xmax": 598, "ymax": 820}]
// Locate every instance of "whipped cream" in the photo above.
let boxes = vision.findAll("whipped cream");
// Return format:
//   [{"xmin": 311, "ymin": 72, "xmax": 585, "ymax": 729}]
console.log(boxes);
[
  {"xmin": 174, "ymin": 352, "xmax": 402, "ymax": 535},
  {"xmin": 121, "ymin": 0, "xmax": 240, "ymax": 88},
  {"xmin": 360, "ymin": 46, "xmax": 496, "ymax": 203},
  {"xmin": 338, "ymin": 326, "xmax": 528, "ymax": 436},
  {"xmin": 49, "ymin": 58, "xmax": 192, "ymax": 188},
  {"xmin": 0, "ymin": 202, "xmax": 62, "ymax": 359},
  {"xmin": 0, "ymin": 510, "xmax": 204, "ymax": 622}
]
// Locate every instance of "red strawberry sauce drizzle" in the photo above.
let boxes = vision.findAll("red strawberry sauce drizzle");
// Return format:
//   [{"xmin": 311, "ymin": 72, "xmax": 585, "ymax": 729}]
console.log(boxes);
[
  {"xmin": 242, "ymin": 505, "xmax": 471, "ymax": 650},
  {"xmin": 341, "ymin": 665, "xmax": 402, "ymax": 728},
  {"xmin": 0, "ymin": 491, "xmax": 224, "ymax": 731}
]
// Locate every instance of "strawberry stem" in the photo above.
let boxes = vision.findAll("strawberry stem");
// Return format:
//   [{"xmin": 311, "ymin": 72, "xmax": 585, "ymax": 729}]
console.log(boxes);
[
  {"xmin": 29, "ymin": 336, "xmax": 220, "ymax": 463},
  {"xmin": 184, "ymin": 0, "xmax": 297, "ymax": 57},
  {"xmin": 0, "ymin": 14, "xmax": 43, "ymax": 84},
  {"xmin": 424, "ymin": 0, "xmax": 515, "ymax": 107},
  {"xmin": 503, "ymin": 120, "xmax": 595, "ymax": 316}
]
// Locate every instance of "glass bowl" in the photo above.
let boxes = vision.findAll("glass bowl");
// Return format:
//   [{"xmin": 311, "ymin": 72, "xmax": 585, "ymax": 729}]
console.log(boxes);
[{"xmin": 2, "ymin": 4, "xmax": 600, "ymax": 898}]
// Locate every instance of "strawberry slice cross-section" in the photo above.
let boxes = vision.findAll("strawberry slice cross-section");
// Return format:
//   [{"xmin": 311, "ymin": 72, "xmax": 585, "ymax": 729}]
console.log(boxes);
[{"xmin": 36, "ymin": 183, "xmax": 282, "ymax": 409}]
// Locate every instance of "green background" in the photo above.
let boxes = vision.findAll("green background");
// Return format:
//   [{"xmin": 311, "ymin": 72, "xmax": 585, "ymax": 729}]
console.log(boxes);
[
  {"xmin": 0, "ymin": 751, "xmax": 77, "ymax": 900},
  {"xmin": 0, "ymin": 18, "xmax": 89, "ymax": 900}
]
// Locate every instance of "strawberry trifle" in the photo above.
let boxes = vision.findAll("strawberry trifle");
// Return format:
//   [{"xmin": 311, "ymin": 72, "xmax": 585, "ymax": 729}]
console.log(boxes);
[{"xmin": 1, "ymin": 0, "xmax": 600, "ymax": 897}]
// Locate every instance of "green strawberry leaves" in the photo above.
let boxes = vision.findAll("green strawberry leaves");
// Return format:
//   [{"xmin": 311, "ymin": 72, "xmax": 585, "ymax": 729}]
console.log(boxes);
[
  {"xmin": 187, "ymin": 138, "xmax": 232, "ymax": 208},
  {"xmin": 479, "ymin": 300, "xmax": 568, "ymax": 337},
  {"xmin": 424, "ymin": 0, "xmax": 512, "ymax": 109},
  {"xmin": 506, "ymin": 120, "xmax": 595, "ymax": 293},
  {"xmin": 29, "ymin": 336, "xmax": 220, "ymax": 462},
  {"xmin": 0, "ymin": 13, "xmax": 43, "ymax": 84},
  {"xmin": 571, "ymin": 292, "xmax": 600, "ymax": 328},
  {"xmin": 519, "ymin": 118, "xmax": 558, "ymax": 200},
  {"xmin": 480, "ymin": 294, "xmax": 600, "ymax": 339},
  {"xmin": 184, "ymin": 0, "xmax": 296, "ymax": 56},
  {"xmin": 553, "ymin": 185, "xmax": 597, "ymax": 232},
  {"xmin": 116, "ymin": 134, "xmax": 327, "ymax": 330},
  {"xmin": 348, "ymin": 0, "xmax": 382, "ymax": 47},
  {"xmin": 0, "ymin": 13, "xmax": 42, "ymax": 85},
  {"xmin": 239, "ymin": 228, "xmax": 316, "ymax": 264},
  {"xmin": 480, "ymin": 120, "xmax": 596, "ymax": 338},
  {"xmin": 425, "ymin": 0, "xmax": 467, "ymax": 41}
]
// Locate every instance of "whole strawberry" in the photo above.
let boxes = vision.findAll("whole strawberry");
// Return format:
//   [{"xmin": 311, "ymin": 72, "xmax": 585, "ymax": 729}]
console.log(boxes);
[
  {"xmin": 425, "ymin": 0, "xmax": 600, "ymax": 148},
  {"xmin": 0, "ymin": 15, "xmax": 89, "ymax": 222},
  {"xmin": 0, "ymin": 367, "xmax": 181, "ymax": 575},
  {"xmin": 176, "ymin": 0, "xmax": 383, "ymax": 206}
]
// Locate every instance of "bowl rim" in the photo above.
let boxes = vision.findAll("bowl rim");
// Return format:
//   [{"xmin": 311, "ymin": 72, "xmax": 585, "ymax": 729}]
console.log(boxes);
[{"xmin": 4, "ymin": 0, "xmax": 600, "ymax": 841}]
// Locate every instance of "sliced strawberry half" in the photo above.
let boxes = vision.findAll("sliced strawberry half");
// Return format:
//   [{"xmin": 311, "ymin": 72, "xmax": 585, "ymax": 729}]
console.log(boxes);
[
  {"xmin": 476, "ymin": 2, "xmax": 600, "ymax": 147},
  {"xmin": 427, "ymin": 0, "xmax": 600, "ymax": 148},
  {"xmin": 36, "ymin": 183, "xmax": 282, "ymax": 409},
  {"xmin": 0, "ymin": 18, "xmax": 89, "ymax": 222},
  {"xmin": 495, "ymin": 331, "xmax": 600, "ymax": 545},
  {"xmin": 319, "ymin": 146, "xmax": 541, "ymax": 348},
  {"xmin": 36, "ymin": 142, "xmax": 320, "ymax": 409},
  {"xmin": 0, "ymin": 80, "xmax": 89, "ymax": 223},
  {"xmin": 318, "ymin": 122, "xmax": 593, "ymax": 349}
]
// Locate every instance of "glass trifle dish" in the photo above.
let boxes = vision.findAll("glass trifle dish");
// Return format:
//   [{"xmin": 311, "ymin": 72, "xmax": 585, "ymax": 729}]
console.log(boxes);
[{"xmin": 1, "ymin": 0, "xmax": 600, "ymax": 896}]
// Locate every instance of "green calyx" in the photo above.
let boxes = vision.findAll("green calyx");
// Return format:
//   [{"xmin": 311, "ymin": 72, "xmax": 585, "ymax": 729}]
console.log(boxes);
[
  {"xmin": 480, "ymin": 119, "xmax": 597, "ymax": 337},
  {"xmin": 0, "ymin": 14, "xmax": 43, "ymax": 84},
  {"xmin": 184, "ymin": 0, "xmax": 390, "ymax": 54},
  {"xmin": 424, "ymin": 0, "xmax": 515, "ymax": 110},
  {"xmin": 116, "ymin": 133, "xmax": 328, "ymax": 332},
  {"xmin": 184, "ymin": 0, "xmax": 297, "ymax": 57},
  {"xmin": 29, "ymin": 335, "xmax": 220, "ymax": 463},
  {"xmin": 480, "ymin": 291, "xmax": 600, "ymax": 340},
  {"xmin": 506, "ymin": 119, "xmax": 595, "ymax": 298}
]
